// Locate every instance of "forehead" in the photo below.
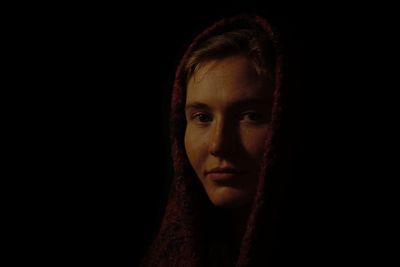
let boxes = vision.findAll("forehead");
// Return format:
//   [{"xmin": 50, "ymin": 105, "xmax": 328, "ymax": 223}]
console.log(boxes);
[{"xmin": 186, "ymin": 55, "xmax": 272, "ymax": 107}]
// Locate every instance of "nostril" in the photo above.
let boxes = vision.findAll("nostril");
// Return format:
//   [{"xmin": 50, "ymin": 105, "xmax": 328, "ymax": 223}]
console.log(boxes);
[
  {"xmin": 208, "ymin": 133, "xmax": 229, "ymax": 157},
  {"xmin": 208, "ymin": 121, "xmax": 234, "ymax": 157}
]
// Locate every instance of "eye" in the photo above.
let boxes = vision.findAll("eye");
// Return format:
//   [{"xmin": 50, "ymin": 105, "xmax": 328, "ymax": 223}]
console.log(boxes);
[
  {"xmin": 193, "ymin": 113, "xmax": 212, "ymax": 123},
  {"xmin": 242, "ymin": 111, "xmax": 263, "ymax": 122}
]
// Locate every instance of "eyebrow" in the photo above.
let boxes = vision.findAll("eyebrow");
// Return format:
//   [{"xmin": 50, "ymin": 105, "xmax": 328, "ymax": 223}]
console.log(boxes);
[
  {"xmin": 185, "ymin": 98, "xmax": 271, "ymax": 111},
  {"xmin": 185, "ymin": 102, "xmax": 211, "ymax": 111}
]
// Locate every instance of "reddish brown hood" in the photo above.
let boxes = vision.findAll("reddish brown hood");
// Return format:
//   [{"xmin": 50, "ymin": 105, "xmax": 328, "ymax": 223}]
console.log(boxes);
[{"xmin": 142, "ymin": 15, "xmax": 293, "ymax": 267}]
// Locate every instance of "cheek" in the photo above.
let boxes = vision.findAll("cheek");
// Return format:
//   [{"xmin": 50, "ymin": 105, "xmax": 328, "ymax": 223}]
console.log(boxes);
[
  {"xmin": 184, "ymin": 128, "xmax": 207, "ymax": 172},
  {"xmin": 241, "ymin": 128, "xmax": 269, "ymax": 161}
]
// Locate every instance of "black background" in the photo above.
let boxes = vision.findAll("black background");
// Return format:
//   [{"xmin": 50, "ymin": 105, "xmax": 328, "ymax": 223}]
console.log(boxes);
[{"xmin": 13, "ymin": 2, "xmax": 393, "ymax": 266}]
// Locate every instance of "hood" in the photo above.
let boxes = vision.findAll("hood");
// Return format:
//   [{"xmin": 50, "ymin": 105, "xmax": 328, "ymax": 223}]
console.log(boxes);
[{"xmin": 142, "ymin": 14, "xmax": 294, "ymax": 267}]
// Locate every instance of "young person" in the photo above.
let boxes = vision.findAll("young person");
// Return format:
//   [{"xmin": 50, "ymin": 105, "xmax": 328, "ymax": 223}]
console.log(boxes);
[{"xmin": 142, "ymin": 14, "xmax": 295, "ymax": 266}]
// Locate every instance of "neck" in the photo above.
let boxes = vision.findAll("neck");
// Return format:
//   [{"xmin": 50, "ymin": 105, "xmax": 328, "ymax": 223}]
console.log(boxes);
[
  {"xmin": 229, "ymin": 205, "xmax": 252, "ymax": 250},
  {"xmin": 207, "ymin": 205, "xmax": 252, "ymax": 265}
]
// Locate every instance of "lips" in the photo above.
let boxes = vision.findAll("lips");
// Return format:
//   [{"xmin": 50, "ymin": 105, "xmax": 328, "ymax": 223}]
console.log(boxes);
[{"xmin": 205, "ymin": 167, "xmax": 244, "ymax": 182}]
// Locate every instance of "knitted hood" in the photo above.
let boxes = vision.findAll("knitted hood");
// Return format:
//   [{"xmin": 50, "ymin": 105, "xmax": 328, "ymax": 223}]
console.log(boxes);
[{"xmin": 142, "ymin": 14, "xmax": 294, "ymax": 267}]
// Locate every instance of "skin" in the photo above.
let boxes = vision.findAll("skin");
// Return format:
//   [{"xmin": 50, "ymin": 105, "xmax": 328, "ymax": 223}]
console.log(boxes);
[{"xmin": 184, "ymin": 54, "xmax": 274, "ymax": 210}]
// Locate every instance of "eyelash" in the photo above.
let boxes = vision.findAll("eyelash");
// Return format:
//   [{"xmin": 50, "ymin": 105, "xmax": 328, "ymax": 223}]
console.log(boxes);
[
  {"xmin": 190, "ymin": 111, "xmax": 263, "ymax": 124},
  {"xmin": 241, "ymin": 111, "xmax": 263, "ymax": 122},
  {"xmin": 192, "ymin": 113, "xmax": 212, "ymax": 123}
]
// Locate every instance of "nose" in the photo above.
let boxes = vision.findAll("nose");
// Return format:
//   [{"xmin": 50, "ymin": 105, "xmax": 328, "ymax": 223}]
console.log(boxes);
[{"xmin": 208, "ymin": 119, "xmax": 232, "ymax": 157}]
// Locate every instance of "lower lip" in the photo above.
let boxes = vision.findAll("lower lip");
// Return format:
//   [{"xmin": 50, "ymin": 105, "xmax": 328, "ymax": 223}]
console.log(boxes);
[{"xmin": 207, "ymin": 172, "xmax": 241, "ymax": 182}]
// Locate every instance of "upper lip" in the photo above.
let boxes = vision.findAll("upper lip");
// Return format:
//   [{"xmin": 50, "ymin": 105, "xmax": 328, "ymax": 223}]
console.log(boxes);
[{"xmin": 205, "ymin": 167, "xmax": 244, "ymax": 174}]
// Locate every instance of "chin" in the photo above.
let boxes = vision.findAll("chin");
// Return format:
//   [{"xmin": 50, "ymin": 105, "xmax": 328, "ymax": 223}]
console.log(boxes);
[{"xmin": 208, "ymin": 186, "xmax": 253, "ymax": 208}]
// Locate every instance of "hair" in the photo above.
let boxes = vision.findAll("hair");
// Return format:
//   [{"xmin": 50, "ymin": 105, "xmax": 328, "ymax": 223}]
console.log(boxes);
[
  {"xmin": 182, "ymin": 24, "xmax": 277, "ymax": 86},
  {"xmin": 141, "ymin": 15, "xmax": 287, "ymax": 266}
]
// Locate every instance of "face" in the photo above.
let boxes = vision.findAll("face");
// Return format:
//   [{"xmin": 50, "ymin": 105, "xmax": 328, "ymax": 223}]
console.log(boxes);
[{"xmin": 184, "ymin": 54, "xmax": 273, "ymax": 208}]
